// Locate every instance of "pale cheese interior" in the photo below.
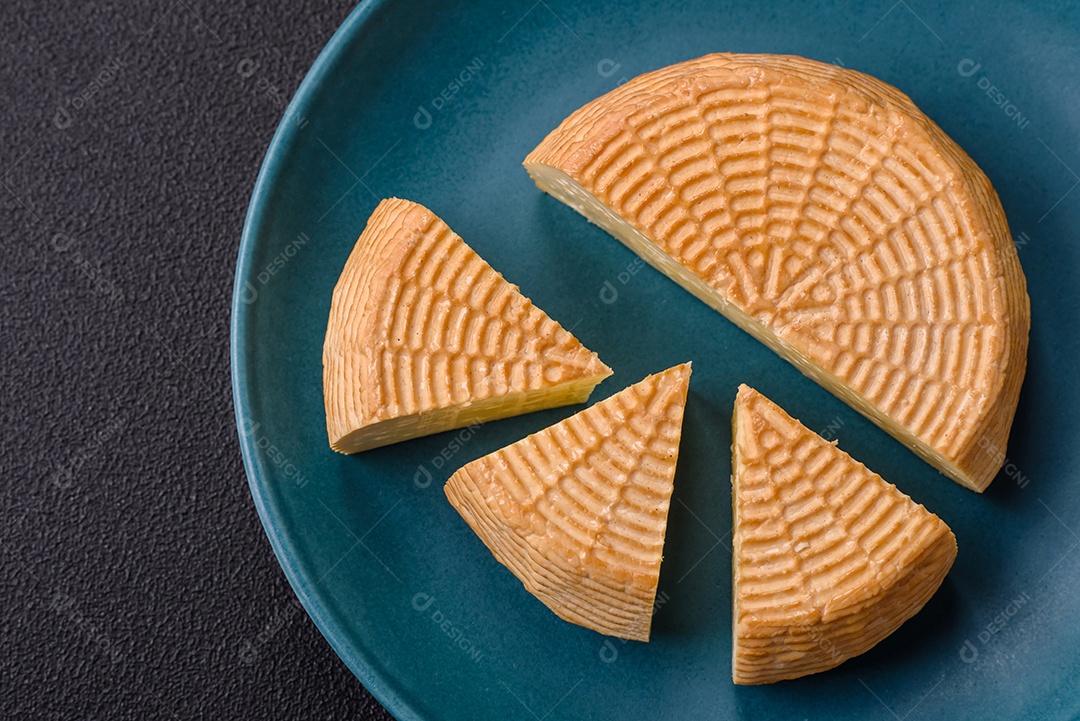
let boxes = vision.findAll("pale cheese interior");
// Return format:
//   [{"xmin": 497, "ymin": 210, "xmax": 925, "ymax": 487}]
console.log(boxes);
[{"xmin": 333, "ymin": 373, "xmax": 607, "ymax": 453}]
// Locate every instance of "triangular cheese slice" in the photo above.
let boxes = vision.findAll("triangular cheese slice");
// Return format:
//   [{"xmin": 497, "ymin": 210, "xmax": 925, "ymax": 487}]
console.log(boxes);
[
  {"xmin": 525, "ymin": 52, "xmax": 1029, "ymax": 492},
  {"xmin": 731, "ymin": 385, "xmax": 957, "ymax": 684},
  {"xmin": 445, "ymin": 363, "xmax": 691, "ymax": 641},
  {"xmin": 324, "ymin": 198, "xmax": 612, "ymax": 453}
]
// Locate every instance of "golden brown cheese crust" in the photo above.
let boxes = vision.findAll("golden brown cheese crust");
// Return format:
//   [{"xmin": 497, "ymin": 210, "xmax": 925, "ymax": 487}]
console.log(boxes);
[
  {"xmin": 445, "ymin": 363, "xmax": 691, "ymax": 641},
  {"xmin": 525, "ymin": 53, "xmax": 1029, "ymax": 491},
  {"xmin": 323, "ymin": 198, "xmax": 611, "ymax": 452},
  {"xmin": 731, "ymin": 385, "xmax": 957, "ymax": 684}
]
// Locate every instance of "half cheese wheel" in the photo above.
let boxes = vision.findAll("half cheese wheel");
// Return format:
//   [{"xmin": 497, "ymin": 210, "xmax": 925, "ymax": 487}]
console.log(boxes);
[
  {"xmin": 731, "ymin": 384, "xmax": 957, "ymax": 684},
  {"xmin": 324, "ymin": 198, "xmax": 612, "ymax": 453},
  {"xmin": 524, "ymin": 53, "xmax": 1029, "ymax": 491},
  {"xmin": 445, "ymin": 363, "xmax": 691, "ymax": 641}
]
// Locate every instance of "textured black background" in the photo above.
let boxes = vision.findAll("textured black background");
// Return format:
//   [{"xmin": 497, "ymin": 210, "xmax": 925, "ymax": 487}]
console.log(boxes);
[{"xmin": 2, "ymin": 1, "xmax": 395, "ymax": 718}]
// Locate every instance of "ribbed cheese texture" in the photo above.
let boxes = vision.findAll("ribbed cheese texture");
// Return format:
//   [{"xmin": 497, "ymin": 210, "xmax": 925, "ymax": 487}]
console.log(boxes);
[
  {"xmin": 525, "ymin": 53, "xmax": 1029, "ymax": 492},
  {"xmin": 731, "ymin": 385, "xmax": 957, "ymax": 685},
  {"xmin": 323, "ymin": 198, "xmax": 612, "ymax": 453},
  {"xmin": 445, "ymin": 363, "xmax": 691, "ymax": 641}
]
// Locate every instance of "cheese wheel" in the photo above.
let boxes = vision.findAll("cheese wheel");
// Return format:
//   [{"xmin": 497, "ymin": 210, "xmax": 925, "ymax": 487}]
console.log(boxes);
[
  {"xmin": 525, "ymin": 53, "xmax": 1029, "ymax": 491},
  {"xmin": 445, "ymin": 363, "xmax": 691, "ymax": 641},
  {"xmin": 324, "ymin": 198, "xmax": 611, "ymax": 453},
  {"xmin": 731, "ymin": 384, "xmax": 957, "ymax": 684}
]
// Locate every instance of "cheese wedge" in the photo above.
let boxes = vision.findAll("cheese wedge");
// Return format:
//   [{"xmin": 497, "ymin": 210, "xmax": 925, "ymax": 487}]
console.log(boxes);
[
  {"xmin": 524, "ymin": 53, "xmax": 1029, "ymax": 492},
  {"xmin": 731, "ymin": 385, "xmax": 957, "ymax": 684},
  {"xmin": 323, "ymin": 198, "xmax": 612, "ymax": 453},
  {"xmin": 445, "ymin": 363, "xmax": 691, "ymax": 641}
]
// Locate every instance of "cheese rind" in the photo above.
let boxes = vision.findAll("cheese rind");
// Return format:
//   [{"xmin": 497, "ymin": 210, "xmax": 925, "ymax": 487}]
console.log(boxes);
[
  {"xmin": 323, "ymin": 198, "xmax": 612, "ymax": 453},
  {"xmin": 525, "ymin": 53, "xmax": 1029, "ymax": 491},
  {"xmin": 445, "ymin": 363, "xmax": 691, "ymax": 641},
  {"xmin": 731, "ymin": 384, "xmax": 957, "ymax": 684}
]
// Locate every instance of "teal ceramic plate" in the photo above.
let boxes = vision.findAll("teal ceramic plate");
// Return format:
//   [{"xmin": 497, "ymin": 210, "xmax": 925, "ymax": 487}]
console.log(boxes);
[{"xmin": 232, "ymin": 1, "xmax": 1080, "ymax": 718}]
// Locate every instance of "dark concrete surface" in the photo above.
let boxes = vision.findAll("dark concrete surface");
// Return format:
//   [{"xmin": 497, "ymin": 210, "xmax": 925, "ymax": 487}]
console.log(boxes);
[{"xmin": 1, "ymin": 1, "xmax": 395, "ymax": 718}]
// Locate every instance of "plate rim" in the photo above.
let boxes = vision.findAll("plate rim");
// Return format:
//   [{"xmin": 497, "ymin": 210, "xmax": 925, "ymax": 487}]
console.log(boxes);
[{"xmin": 230, "ymin": 1, "xmax": 426, "ymax": 719}]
